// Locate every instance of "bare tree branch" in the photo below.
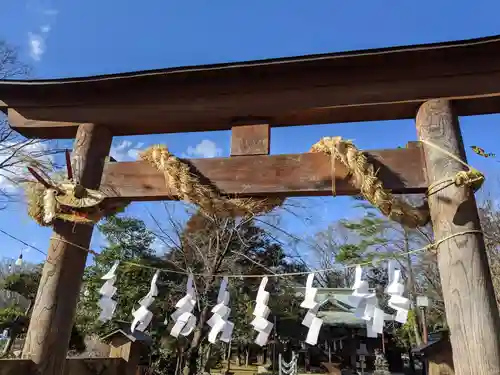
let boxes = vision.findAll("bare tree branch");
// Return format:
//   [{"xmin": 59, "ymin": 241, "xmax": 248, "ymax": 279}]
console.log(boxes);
[{"xmin": 0, "ymin": 39, "xmax": 65, "ymax": 208}]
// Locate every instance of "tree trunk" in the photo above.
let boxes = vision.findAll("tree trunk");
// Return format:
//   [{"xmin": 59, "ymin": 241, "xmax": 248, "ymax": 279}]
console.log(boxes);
[
  {"xmin": 203, "ymin": 344, "xmax": 212, "ymax": 373},
  {"xmin": 305, "ymin": 348, "xmax": 311, "ymax": 372},
  {"xmin": 226, "ymin": 341, "xmax": 232, "ymax": 373},
  {"xmin": 183, "ymin": 306, "xmax": 210, "ymax": 375},
  {"xmin": 175, "ymin": 350, "xmax": 182, "ymax": 375}
]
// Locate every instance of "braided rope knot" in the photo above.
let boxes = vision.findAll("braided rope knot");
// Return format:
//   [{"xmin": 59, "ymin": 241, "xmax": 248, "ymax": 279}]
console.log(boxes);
[{"xmin": 454, "ymin": 169, "xmax": 484, "ymax": 191}]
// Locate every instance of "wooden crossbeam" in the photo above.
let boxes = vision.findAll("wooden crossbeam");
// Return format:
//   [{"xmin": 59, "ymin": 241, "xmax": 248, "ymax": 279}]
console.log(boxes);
[
  {"xmin": 99, "ymin": 143, "xmax": 427, "ymax": 200},
  {"xmin": 2, "ymin": 36, "xmax": 500, "ymax": 138}
]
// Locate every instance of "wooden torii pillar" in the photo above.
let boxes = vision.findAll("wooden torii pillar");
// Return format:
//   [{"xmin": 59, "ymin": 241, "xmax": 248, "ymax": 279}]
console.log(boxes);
[
  {"xmin": 21, "ymin": 124, "xmax": 112, "ymax": 374},
  {"xmin": 416, "ymin": 99, "xmax": 500, "ymax": 374}
]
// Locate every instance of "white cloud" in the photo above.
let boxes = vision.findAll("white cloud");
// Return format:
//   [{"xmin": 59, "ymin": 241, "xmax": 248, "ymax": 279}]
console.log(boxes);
[
  {"xmin": 110, "ymin": 140, "xmax": 144, "ymax": 161},
  {"xmin": 127, "ymin": 143, "xmax": 144, "ymax": 159},
  {"xmin": 110, "ymin": 140, "xmax": 132, "ymax": 160},
  {"xmin": 26, "ymin": 2, "xmax": 58, "ymax": 62},
  {"xmin": 184, "ymin": 140, "xmax": 222, "ymax": 158},
  {"xmin": 28, "ymin": 32, "xmax": 45, "ymax": 61}
]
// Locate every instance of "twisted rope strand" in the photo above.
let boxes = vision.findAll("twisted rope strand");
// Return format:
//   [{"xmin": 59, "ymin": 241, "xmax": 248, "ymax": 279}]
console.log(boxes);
[{"xmin": 140, "ymin": 145, "xmax": 283, "ymax": 217}]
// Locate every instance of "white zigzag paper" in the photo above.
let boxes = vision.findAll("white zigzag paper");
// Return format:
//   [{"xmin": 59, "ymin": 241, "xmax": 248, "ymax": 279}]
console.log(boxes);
[
  {"xmin": 348, "ymin": 265, "xmax": 383, "ymax": 338},
  {"xmin": 131, "ymin": 270, "xmax": 160, "ymax": 332},
  {"xmin": 207, "ymin": 277, "xmax": 234, "ymax": 344},
  {"xmin": 98, "ymin": 261, "xmax": 119, "ymax": 322},
  {"xmin": 300, "ymin": 273, "xmax": 323, "ymax": 346},
  {"xmin": 170, "ymin": 275, "xmax": 197, "ymax": 338},
  {"xmin": 386, "ymin": 264, "xmax": 410, "ymax": 324},
  {"xmin": 250, "ymin": 277, "xmax": 273, "ymax": 346}
]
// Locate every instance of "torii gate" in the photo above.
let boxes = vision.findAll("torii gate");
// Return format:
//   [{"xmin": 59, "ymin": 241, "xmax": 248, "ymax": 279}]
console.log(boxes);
[{"xmin": 2, "ymin": 34, "xmax": 500, "ymax": 375}]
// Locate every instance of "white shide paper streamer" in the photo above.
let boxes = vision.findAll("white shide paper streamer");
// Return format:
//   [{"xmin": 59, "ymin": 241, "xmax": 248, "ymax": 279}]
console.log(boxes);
[
  {"xmin": 386, "ymin": 265, "xmax": 410, "ymax": 324},
  {"xmin": 300, "ymin": 273, "xmax": 323, "ymax": 345},
  {"xmin": 170, "ymin": 275, "xmax": 197, "ymax": 338},
  {"xmin": 348, "ymin": 265, "xmax": 384, "ymax": 338},
  {"xmin": 250, "ymin": 276, "xmax": 273, "ymax": 346},
  {"xmin": 94, "ymin": 259, "xmax": 413, "ymax": 345},
  {"xmin": 207, "ymin": 276, "xmax": 234, "ymax": 344},
  {"xmin": 98, "ymin": 261, "xmax": 119, "ymax": 322},
  {"xmin": 131, "ymin": 270, "xmax": 160, "ymax": 332}
]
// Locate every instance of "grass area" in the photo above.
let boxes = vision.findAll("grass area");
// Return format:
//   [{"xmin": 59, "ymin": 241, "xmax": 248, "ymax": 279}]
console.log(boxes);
[{"xmin": 210, "ymin": 361, "xmax": 259, "ymax": 375}]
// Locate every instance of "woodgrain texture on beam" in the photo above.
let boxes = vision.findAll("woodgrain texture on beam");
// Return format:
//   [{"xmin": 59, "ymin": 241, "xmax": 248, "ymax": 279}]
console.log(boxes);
[
  {"xmin": 2, "ymin": 35, "xmax": 500, "ymax": 138},
  {"xmin": 100, "ymin": 143, "xmax": 427, "ymax": 200}
]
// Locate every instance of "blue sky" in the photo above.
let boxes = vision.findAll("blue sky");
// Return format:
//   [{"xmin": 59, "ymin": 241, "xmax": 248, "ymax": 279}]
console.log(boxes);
[{"xmin": 1, "ymin": 0, "xmax": 500, "ymax": 267}]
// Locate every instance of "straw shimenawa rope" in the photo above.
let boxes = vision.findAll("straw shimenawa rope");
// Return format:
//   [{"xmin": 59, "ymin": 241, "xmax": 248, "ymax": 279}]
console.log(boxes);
[
  {"xmin": 140, "ymin": 145, "xmax": 283, "ymax": 217},
  {"xmin": 26, "ymin": 137, "xmax": 484, "ymax": 228},
  {"xmin": 143, "ymin": 139, "xmax": 478, "ymax": 227},
  {"xmin": 310, "ymin": 137, "xmax": 431, "ymax": 229}
]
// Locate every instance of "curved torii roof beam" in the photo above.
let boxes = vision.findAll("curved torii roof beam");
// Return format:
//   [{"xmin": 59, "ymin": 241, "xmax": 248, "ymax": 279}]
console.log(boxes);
[{"xmin": 1, "ymin": 34, "xmax": 500, "ymax": 139}]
